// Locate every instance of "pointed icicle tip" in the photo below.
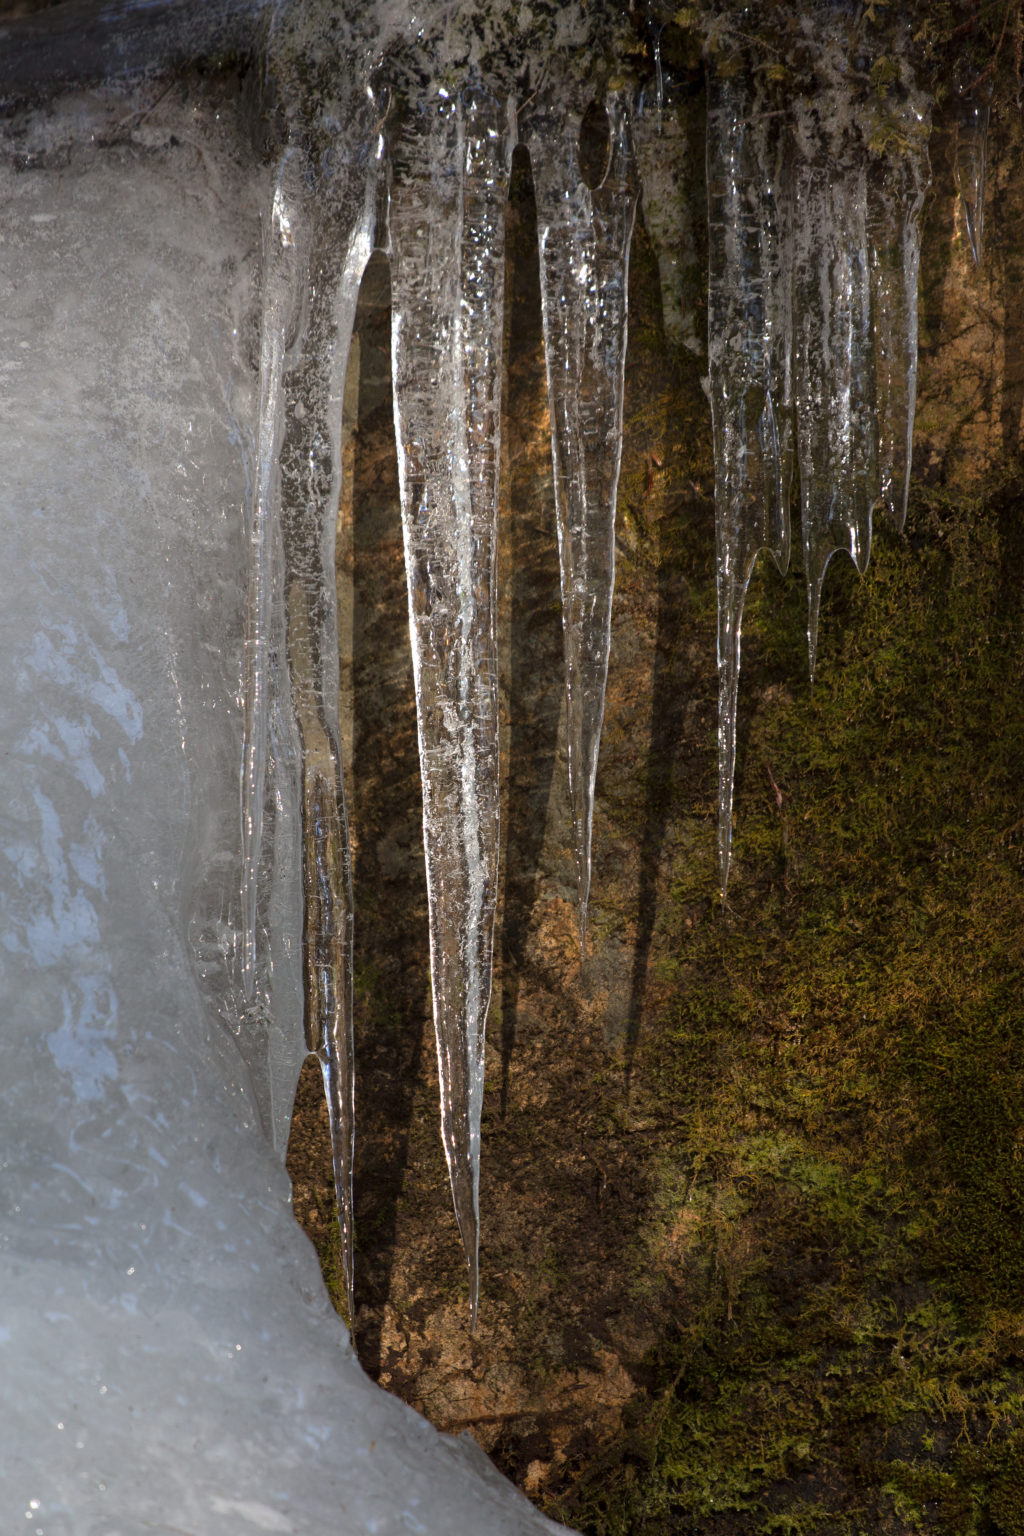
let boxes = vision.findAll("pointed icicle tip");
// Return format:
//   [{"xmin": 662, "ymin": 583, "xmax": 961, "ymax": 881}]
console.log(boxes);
[
  {"xmin": 717, "ymin": 823, "xmax": 731, "ymax": 909},
  {"xmin": 807, "ymin": 582, "xmax": 823, "ymax": 687},
  {"xmin": 463, "ymin": 1224, "xmax": 480, "ymax": 1333},
  {"xmin": 804, "ymin": 539, "xmax": 839, "ymax": 687},
  {"xmin": 963, "ymin": 199, "xmax": 984, "ymax": 267},
  {"xmin": 954, "ymin": 84, "xmax": 991, "ymax": 268}
]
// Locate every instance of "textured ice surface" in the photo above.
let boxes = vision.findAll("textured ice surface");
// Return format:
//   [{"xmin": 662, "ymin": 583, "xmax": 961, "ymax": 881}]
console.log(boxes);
[
  {"xmin": 256, "ymin": 0, "xmax": 634, "ymax": 1305},
  {"xmin": 389, "ymin": 84, "xmax": 512, "ymax": 1325},
  {"xmin": 0, "ymin": 74, "xmax": 569, "ymax": 1535},
  {"xmin": 0, "ymin": 0, "xmax": 642, "ymax": 1341},
  {"xmin": 707, "ymin": 29, "xmax": 930, "ymax": 883},
  {"xmin": 868, "ymin": 89, "xmax": 929, "ymax": 532},
  {"xmin": 954, "ymin": 81, "xmax": 991, "ymax": 266},
  {"xmin": 706, "ymin": 64, "xmax": 792, "ymax": 895},
  {"xmin": 0, "ymin": 5, "xmax": 943, "ymax": 1510},
  {"xmin": 241, "ymin": 149, "xmax": 303, "ymax": 1006},
  {"xmin": 261, "ymin": 36, "xmax": 383, "ymax": 1318},
  {"xmin": 791, "ymin": 80, "xmax": 878, "ymax": 678},
  {"xmin": 527, "ymin": 88, "xmax": 638, "ymax": 948}
]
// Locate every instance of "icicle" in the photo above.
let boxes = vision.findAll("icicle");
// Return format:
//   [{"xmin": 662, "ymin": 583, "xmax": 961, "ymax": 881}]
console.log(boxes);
[
  {"xmin": 527, "ymin": 89, "xmax": 639, "ymax": 949},
  {"xmin": 248, "ymin": 8, "xmax": 385, "ymax": 1308},
  {"xmin": 868, "ymin": 89, "xmax": 930, "ymax": 532},
  {"xmin": 647, "ymin": 7, "xmax": 665, "ymax": 132},
  {"xmin": 954, "ymin": 79, "xmax": 991, "ymax": 266},
  {"xmin": 241, "ymin": 147, "xmax": 308, "ymax": 1003},
  {"xmin": 706, "ymin": 65, "xmax": 792, "ymax": 897},
  {"xmin": 388, "ymin": 83, "xmax": 513, "ymax": 1326},
  {"xmin": 288, "ymin": 574, "xmax": 358, "ymax": 1319},
  {"xmin": 790, "ymin": 87, "xmax": 878, "ymax": 679},
  {"xmin": 275, "ymin": 107, "xmax": 380, "ymax": 1319}
]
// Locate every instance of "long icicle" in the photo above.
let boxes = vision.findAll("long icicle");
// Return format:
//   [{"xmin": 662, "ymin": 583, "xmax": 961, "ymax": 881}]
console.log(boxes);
[
  {"xmin": 527, "ymin": 89, "xmax": 639, "ymax": 950},
  {"xmin": 868, "ymin": 82, "xmax": 930, "ymax": 532},
  {"xmin": 706, "ymin": 64, "xmax": 791, "ymax": 898},
  {"xmin": 791, "ymin": 82, "xmax": 879, "ymax": 679},
  {"xmin": 389, "ymin": 84, "xmax": 512, "ymax": 1326},
  {"xmin": 241, "ymin": 147, "xmax": 307, "ymax": 1002},
  {"xmin": 277, "ymin": 116, "xmax": 378, "ymax": 1320},
  {"xmin": 954, "ymin": 78, "xmax": 991, "ymax": 266}
]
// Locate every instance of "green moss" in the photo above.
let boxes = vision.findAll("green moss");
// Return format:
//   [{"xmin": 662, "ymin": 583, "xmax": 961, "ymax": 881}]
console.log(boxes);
[
  {"xmin": 545, "ymin": 476, "xmax": 1024, "ymax": 1534},
  {"xmin": 304, "ymin": 1207, "xmax": 352, "ymax": 1326},
  {"xmin": 665, "ymin": 0, "xmax": 1017, "ymax": 113}
]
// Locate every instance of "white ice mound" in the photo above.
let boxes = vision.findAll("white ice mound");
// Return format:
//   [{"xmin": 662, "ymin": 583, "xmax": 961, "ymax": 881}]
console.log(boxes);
[{"xmin": 0, "ymin": 79, "xmax": 569, "ymax": 1536}]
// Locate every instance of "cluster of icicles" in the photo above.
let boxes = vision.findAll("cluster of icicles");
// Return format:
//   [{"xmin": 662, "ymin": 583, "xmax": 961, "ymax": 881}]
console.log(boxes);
[{"xmin": 233, "ymin": 7, "xmax": 987, "ymax": 1324}]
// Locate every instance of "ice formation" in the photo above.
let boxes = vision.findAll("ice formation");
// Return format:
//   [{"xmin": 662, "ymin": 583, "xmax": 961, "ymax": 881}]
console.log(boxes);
[
  {"xmin": 0, "ymin": 18, "xmax": 573, "ymax": 1526},
  {"xmin": 389, "ymin": 82, "xmax": 513, "ymax": 1324},
  {"xmin": 0, "ymin": 0, "xmax": 947, "ymax": 1517},
  {"xmin": 708, "ymin": 26, "xmax": 930, "ymax": 889},
  {"xmin": 706, "ymin": 64, "xmax": 792, "ymax": 895},
  {"xmin": 251, "ymin": 0, "xmax": 640, "ymax": 1324},
  {"xmin": 954, "ymin": 78, "xmax": 991, "ymax": 265},
  {"xmin": 241, "ymin": 149, "xmax": 301, "ymax": 1005},
  {"xmin": 528, "ymin": 88, "xmax": 639, "ymax": 950}
]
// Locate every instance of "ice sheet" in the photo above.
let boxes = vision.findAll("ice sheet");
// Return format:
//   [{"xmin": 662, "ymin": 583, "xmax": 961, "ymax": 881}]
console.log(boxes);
[{"xmin": 0, "ymin": 74, "xmax": 569, "ymax": 1534}]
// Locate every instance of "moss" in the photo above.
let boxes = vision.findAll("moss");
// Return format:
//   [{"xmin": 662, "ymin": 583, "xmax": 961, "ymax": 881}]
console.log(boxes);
[
  {"xmin": 314, "ymin": 1211, "xmax": 352, "ymax": 1325},
  {"xmin": 664, "ymin": 0, "xmax": 1020, "ymax": 113},
  {"xmin": 543, "ymin": 475, "xmax": 1024, "ymax": 1534}
]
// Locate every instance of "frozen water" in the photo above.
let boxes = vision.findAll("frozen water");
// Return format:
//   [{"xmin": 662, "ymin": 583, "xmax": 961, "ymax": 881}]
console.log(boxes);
[
  {"xmin": 0, "ymin": 0, "xmax": 944, "ymax": 1515},
  {"xmin": 527, "ymin": 87, "xmax": 639, "ymax": 949},
  {"xmin": 868, "ymin": 86, "xmax": 930, "ymax": 532},
  {"xmin": 706, "ymin": 63, "xmax": 792, "ymax": 895},
  {"xmin": 388, "ymin": 83, "xmax": 513, "ymax": 1325},
  {"xmin": 262, "ymin": 24, "xmax": 385, "ymax": 1318},
  {"xmin": 707, "ymin": 27, "xmax": 930, "ymax": 880},
  {"xmin": 241, "ymin": 149, "xmax": 305, "ymax": 1005},
  {"xmin": 791, "ymin": 82, "xmax": 878, "ymax": 678},
  {"xmin": 255, "ymin": 0, "xmax": 635, "ymax": 1311},
  {"xmin": 786, "ymin": 37, "xmax": 930, "ymax": 676},
  {"xmin": 954, "ymin": 80, "xmax": 991, "ymax": 266},
  {"xmin": 0, "ymin": 53, "xmax": 569, "ymax": 1536}
]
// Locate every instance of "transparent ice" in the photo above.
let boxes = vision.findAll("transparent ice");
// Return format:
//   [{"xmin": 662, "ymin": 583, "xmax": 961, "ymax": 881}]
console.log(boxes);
[
  {"xmin": 954, "ymin": 79, "xmax": 991, "ymax": 266},
  {"xmin": 791, "ymin": 82, "xmax": 878, "ymax": 678},
  {"xmin": 0, "ymin": 0, "xmax": 945, "ymax": 1521},
  {"xmin": 527, "ymin": 88, "xmax": 639, "ymax": 949},
  {"xmin": 707, "ymin": 26, "xmax": 930, "ymax": 884},
  {"xmin": 241, "ymin": 148, "xmax": 305, "ymax": 1008},
  {"xmin": 707, "ymin": 63, "xmax": 792, "ymax": 895},
  {"xmin": 388, "ymin": 82, "xmax": 513, "ymax": 1326},
  {"xmin": 270, "ymin": 61, "xmax": 384, "ymax": 1326},
  {"xmin": 868, "ymin": 84, "xmax": 930, "ymax": 531}
]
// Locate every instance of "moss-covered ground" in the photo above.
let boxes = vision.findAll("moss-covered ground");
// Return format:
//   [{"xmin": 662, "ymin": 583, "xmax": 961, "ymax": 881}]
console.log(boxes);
[{"xmin": 548, "ymin": 474, "xmax": 1024, "ymax": 1535}]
